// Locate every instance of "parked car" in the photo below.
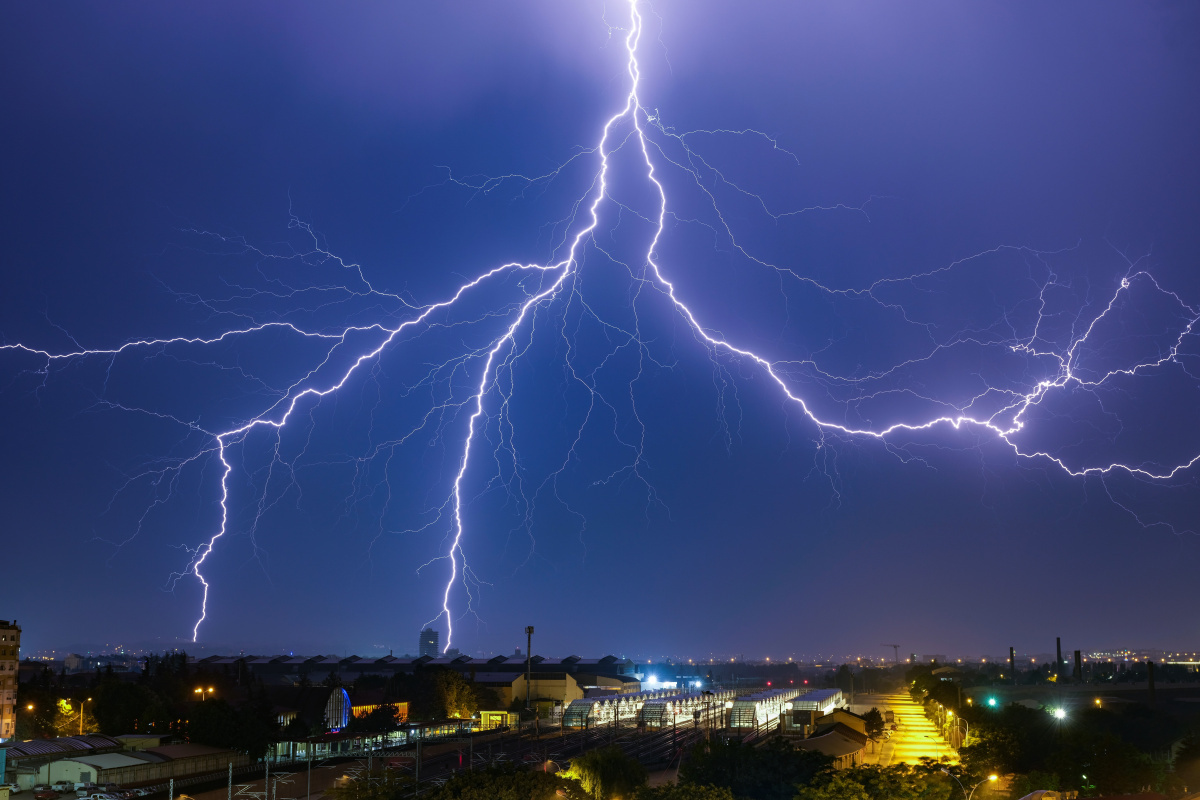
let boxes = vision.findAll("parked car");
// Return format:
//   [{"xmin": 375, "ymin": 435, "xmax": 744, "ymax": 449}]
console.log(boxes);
[
  {"xmin": 33, "ymin": 790, "xmax": 59, "ymax": 800},
  {"xmin": 74, "ymin": 784, "xmax": 96, "ymax": 796},
  {"xmin": 32, "ymin": 787, "xmax": 52, "ymax": 794},
  {"xmin": 1, "ymin": 783, "xmax": 21, "ymax": 794},
  {"xmin": 52, "ymin": 784, "xmax": 73, "ymax": 793}
]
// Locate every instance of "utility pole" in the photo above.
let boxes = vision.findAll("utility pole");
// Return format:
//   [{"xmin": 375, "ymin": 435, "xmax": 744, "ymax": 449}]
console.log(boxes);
[
  {"xmin": 525, "ymin": 626, "xmax": 535, "ymax": 712},
  {"xmin": 412, "ymin": 737, "xmax": 421, "ymax": 798}
]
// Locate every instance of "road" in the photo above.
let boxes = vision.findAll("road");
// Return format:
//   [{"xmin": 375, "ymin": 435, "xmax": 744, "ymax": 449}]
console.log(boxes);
[{"xmin": 850, "ymin": 692, "xmax": 957, "ymax": 767}]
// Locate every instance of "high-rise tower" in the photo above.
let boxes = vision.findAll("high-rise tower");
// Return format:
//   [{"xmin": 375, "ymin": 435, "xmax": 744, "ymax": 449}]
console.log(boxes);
[{"xmin": 418, "ymin": 628, "xmax": 440, "ymax": 658}]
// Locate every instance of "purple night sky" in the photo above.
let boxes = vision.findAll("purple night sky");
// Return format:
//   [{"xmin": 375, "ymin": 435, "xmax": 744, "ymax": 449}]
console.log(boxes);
[{"xmin": 2, "ymin": 1, "xmax": 1199, "ymax": 660}]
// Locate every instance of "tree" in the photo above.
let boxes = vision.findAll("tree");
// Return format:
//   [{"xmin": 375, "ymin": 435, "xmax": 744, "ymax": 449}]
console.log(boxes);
[
  {"xmin": 12, "ymin": 687, "xmax": 60, "ymax": 740},
  {"xmin": 94, "ymin": 681, "xmax": 167, "ymax": 735},
  {"xmin": 428, "ymin": 764, "xmax": 583, "ymax": 800},
  {"xmin": 436, "ymin": 671, "xmax": 478, "ymax": 719},
  {"xmin": 792, "ymin": 772, "xmax": 871, "ymax": 800},
  {"xmin": 565, "ymin": 745, "xmax": 648, "ymax": 800},
  {"xmin": 1008, "ymin": 772, "xmax": 1059, "ymax": 796},
  {"xmin": 856, "ymin": 765, "xmax": 953, "ymax": 800},
  {"xmin": 680, "ymin": 737, "xmax": 832, "ymax": 800},
  {"xmin": 958, "ymin": 700, "xmax": 1174, "ymax": 795},
  {"xmin": 1174, "ymin": 732, "xmax": 1200, "ymax": 789},
  {"xmin": 189, "ymin": 698, "xmax": 240, "ymax": 748},
  {"xmin": 472, "ymin": 681, "xmax": 502, "ymax": 711},
  {"xmin": 187, "ymin": 689, "xmax": 277, "ymax": 757},
  {"xmin": 348, "ymin": 704, "xmax": 401, "ymax": 733},
  {"xmin": 793, "ymin": 765, "xmax": 953, "ymax": 800},
  {"xmin": 386, "ymin": 666, "xmax": 487, "ymax": 721},
  {"xmin": 862, "ymin": 708, "xmax": 885, "ymax": 740},
  {"xmin": 232, "ymin": 685, "xmax": 280, "ymax": 757},
  {"xmin": 835, "ymin": 666, "xmax": 854, "ymax": 694}
]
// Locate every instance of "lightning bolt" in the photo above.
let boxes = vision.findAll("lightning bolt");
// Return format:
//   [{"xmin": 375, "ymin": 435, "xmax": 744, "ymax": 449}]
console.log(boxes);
[{"xmin": 4, "ymin": 0, "xmax": 1198, "ymax": 649}]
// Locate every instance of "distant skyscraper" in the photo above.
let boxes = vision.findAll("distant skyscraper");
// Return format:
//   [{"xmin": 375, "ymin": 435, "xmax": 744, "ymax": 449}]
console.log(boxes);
[
  {"xmin": 418, "ymin": 628, "xmax": 440, "ymax": 658},
  {"xmin": 0, "ymin": 619, "xmax": 20, "ymax": 741}
]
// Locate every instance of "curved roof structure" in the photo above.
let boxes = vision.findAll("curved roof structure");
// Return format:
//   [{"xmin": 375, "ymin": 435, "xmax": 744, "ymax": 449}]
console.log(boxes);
[{"xmin": 1, "ymin": 734, "xmax": 122, "ymax": 759}]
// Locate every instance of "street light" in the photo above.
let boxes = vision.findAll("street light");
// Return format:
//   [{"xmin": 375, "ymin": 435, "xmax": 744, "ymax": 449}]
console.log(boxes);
[
  {"xmin": 1053, "ymin": 707, "xmax": 1066, "ymax": 720},
  {"xmin": 80, "ymin": 697, "xmax": 92, "ymax": 735},
  {"xmin": 950, "ymin": 716, "xmax": 970, "ymax": 748},
  {"xmin": 941, "ymin": 770, "xmax": 998, "ymax": 800},
  {"xmin": 194, "ymin": 687, "xmax": 215, "ymax": 701}
]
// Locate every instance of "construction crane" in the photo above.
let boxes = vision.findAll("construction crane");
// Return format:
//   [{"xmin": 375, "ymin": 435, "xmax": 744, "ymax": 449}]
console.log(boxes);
[{"xmin": 882, "ymin": 644, "xmax": 900, "ymax": 664}]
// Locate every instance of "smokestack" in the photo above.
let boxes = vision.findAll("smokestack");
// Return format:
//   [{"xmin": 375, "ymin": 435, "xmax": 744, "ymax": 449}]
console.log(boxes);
[
  {"xmin": 1056, "ymin": 637, "xmax": 1063, "ymax": 680},
  {"xmin": 1074, "ymin": 651, "xmax": 1082, "ymax": 683},
  {"xmin": 1009, "ymin": 647, "xmax": 1016, "ymax": 685},
  {"xmin": 1148, "ymin": 660, "xmax": 1156, "ymax": 705}
]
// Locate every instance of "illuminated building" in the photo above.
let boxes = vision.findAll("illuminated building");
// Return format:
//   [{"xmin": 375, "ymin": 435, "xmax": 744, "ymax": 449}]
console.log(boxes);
[
  {"xmin": 0, "ymin": 619, "xmax": 19, "ymax": 741},
  {"xmin": 473, "ymin": 671, "xmax": 585, "ymax": 715}
]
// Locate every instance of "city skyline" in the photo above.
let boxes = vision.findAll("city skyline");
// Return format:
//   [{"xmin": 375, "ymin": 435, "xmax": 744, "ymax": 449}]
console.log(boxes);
[{"xmin": 2, "ymin": 0, "xmax": 1199, "ymax": 658}]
